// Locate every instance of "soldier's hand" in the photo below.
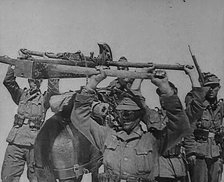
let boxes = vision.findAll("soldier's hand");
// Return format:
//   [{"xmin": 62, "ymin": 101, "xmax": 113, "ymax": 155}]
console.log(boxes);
[
  {"xmin": 183, "ymin": 65, "xmax": 195, "ymax": 75},
  {"xmin": 187, "ymin": 155, "xmax": 196, "ymax": 166},
  {"xmin": 184, "ymin": 65, "xmax": 200, "ymax": 87},
  {"xmin": 151, "ymin": 70, "xmax": 168, "ymax": 86},
  {"xmin": 151, "ymin": 70, "xmax": 174, "ymax": 96},
  {"xmin": 87, "ymin": 70, "xmax": 107, "ymax": 90}
]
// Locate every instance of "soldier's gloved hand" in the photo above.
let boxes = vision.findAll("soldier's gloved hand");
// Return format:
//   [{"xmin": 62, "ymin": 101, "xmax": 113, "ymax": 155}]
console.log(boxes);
[
  {"xmin": 187, "ymin": 155, "xmax": 196, "ymax": 166},
  {"xmin": 184, "ymin": 65, "xmax": 201, "ymax": 87},
  {"xmin": 151, "ymin": 70, "xmax": 174, "ymax": 96},
  {"xmin": 184, "ymin": 65, "xmax": 195, "ymax": 75},
  {"xmin": 86, "ymin": 70, "xmax": 107, "ymax": 90}
]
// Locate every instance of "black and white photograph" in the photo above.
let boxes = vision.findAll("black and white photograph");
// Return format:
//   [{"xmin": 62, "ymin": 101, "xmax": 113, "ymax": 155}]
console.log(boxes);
[{"xmin": 0, "ymin": 0, "xmax": 224, "ymax": 181}]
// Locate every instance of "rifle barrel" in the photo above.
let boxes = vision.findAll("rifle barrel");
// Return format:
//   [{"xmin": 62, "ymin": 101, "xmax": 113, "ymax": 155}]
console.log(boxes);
[
  {"xmin": 108, "ymin": 62, "xmax": 186, "ymax": 70},
  {"xmin": 33, "ymin": 64, "xmax": 153, "ymax": 79},
  {"xmin": 188, "ymin": 45, "xmax": 204, "ymax": 85},
  {"xmin": 0, "ymin": 56, "xmax": 16, "ymax": 65}
]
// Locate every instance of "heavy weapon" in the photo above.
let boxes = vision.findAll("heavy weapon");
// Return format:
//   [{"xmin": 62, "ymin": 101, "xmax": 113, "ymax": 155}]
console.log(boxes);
[
  {"xmin": 188, "ymin": 45, "xmax": 204, "ymax": 86},
  {"xmin": 0, "ymin": 43, "xmax": 192, "ymax": 79}
]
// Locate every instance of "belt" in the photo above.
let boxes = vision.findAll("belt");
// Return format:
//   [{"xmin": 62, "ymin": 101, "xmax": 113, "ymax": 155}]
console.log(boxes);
[
  {"xmin": 208, "ymin": 132, "xmax": 215, "ymax": 138},
  {"xmin": 99, "ymin": 172, "xmax": 153, "ymax": 182},
  {"xmin": 163, "ymin": 154, "xmax": 180, "ymax": 158},
  {"xmin": 53, "ymin": 164, "xmax": 89, "ymax": 180}
]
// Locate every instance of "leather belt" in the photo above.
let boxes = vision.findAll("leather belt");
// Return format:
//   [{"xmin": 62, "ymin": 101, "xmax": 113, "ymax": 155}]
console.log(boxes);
[{"xmin": 53, "ymin": 164, "xmax": 89, "ymax": 180}]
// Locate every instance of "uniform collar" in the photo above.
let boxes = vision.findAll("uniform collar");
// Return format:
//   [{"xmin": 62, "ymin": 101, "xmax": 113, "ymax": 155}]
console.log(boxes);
[
  {"xmin": 203, "ymin": 99, "xmax": 218, "ymax": 110},
  {"xmin": 115, "ymin": 125, "xmax": 143, "ymax": 142},
  {"xmin": 29, "ymin": 89, "xmax": 41, "ymax": 95}
]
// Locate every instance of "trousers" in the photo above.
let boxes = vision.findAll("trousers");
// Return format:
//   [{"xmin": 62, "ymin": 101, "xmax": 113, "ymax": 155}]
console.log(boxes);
[
  {"xmin": 1, "ymin": 143, "xmax": 37, "ymax": 182},
  {"xmin": 189, "ymin": 157, "xmax": 223, "ymax": 182}
]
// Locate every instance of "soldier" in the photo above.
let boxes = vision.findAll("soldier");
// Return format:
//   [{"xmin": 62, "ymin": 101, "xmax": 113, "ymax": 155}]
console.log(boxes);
[
  {"xmin": 1, "ymin": 65, "xmax": 59, "ymax": 182},
  {"xmin": 184, "ymin": 72, "xmax": 224, "ymax": 182},
  {"xmin": 155, "ymin": 66, "xmax": 207, "ymax": 182},
  {"xmin": 130, "ymin": 66, "xmax": 206, "ymax": 182},
  {"xmin": 70, "ymin": 68, "xmax": 204, "ymax": 182}
]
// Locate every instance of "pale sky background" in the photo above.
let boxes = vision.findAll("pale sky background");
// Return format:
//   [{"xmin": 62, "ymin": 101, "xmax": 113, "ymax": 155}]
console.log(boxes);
[{"xmin": 0, "ymin": 0, "xmax": 224, "ymax": 181}]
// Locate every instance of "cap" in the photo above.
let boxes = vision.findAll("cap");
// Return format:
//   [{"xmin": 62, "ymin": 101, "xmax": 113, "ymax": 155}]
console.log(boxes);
[
  {"xmin": 116, "ymin": 97, "xmax": 140, "ymax": 111},
  {"xmin": 203, "ymin": 72, "xmax": 220, "ymax": 86}
]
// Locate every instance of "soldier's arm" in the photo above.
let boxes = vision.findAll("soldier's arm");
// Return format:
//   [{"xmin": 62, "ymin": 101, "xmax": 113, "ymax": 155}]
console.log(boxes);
[
  {"xmin": 185, "ymin": 87, "xmax": 207, "ymax": 123},
  {"xmin": 71, "ymin": 71, "xmax": 109, "ymax": 151},
  {"xmin": 71, "ymin": 87, "xmax": 108, "ymax": 151},
  {"xmin": 148, "ymin": 70, "xmax": 191, "ymax": 154},
  {"xmin": 3, "ymin": 65, "xmax": 23, "ymax": 105},
  {"xmin": 184, "ymin": 65, "xmax": 208, "ymax": 122},
  {"xmin": 158, "ymin": 93, "xmax": 191, "ymax": 154},
  {"xmin": 43, "ymin": 79, "xmax": 60, "ymax": 109},
  {"xmin": 183, "ymin": 125, "xmax": 197, "ymax": 157}
]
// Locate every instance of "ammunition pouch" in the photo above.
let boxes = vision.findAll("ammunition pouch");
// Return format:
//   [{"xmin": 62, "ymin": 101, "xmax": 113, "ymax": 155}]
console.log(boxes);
[
  {"xmin": 14, "ymin": 114, "xmax": 25, "ymax": 127},
  {"xmin": 194, "ymin": 128, "xmax": 210, "ymax": 142},
  {"xmin": 215, "ymin": 132, "xmax": 224, "ymax": 144},
  {"xmin": 13, "ymin": 114, "xmax": 43, "ymax": 130},
  {"xmin": 29, "ymin": 118, "xmax": 43, "ymax": 130},
  {"xmin": 162, "ymin": 144, "xmax": 181, "ymax": 158}
]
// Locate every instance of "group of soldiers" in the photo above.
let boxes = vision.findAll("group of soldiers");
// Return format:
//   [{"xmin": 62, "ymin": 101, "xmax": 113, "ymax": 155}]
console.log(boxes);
[{"xmin": 1, "ymin": 55, "xmax": 224, "ymax": 182}]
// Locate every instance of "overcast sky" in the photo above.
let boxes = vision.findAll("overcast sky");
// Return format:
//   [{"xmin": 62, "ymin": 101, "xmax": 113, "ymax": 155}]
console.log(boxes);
[{"xmin": 0, "ymin": 0, "xmax": 224, "ymax": 181}]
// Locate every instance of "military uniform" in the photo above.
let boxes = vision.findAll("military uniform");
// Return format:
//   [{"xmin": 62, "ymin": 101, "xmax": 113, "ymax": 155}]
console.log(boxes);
[
  {"xmin": 184, "ymin": 99, "xmax": 224, "ymax": 182},
  {"xmin": 70, "ymin": 86, "xmax": 193, "ymax": 182},
  {"xmin": 156, "ymin": 111, "xmax": 186, "ymax": 182},
  {"xmin": 153, "ymin": 87, "xmax": 207, "ymax": 182},
  {"xmin": 184, "ymin": 74, "xmax": 224, "ymax": 182},
  {"xmin": 1, "ymin": 66, "xmax": 59, "ymax": 182}
]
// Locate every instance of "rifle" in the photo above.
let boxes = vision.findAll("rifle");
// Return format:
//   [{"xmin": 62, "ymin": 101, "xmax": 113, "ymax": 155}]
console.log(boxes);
[
  {"xmin": 0, "ymin": 43, "xmax": 192, "ymax": 79},
  {"xmin": 188, "ymin": 45, "xmax": 204, "ymax": 86}
]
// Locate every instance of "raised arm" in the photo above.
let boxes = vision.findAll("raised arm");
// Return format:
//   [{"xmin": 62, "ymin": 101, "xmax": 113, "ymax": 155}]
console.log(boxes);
[
  {"xmin": 149, "ymin": 70, "xmax": 191, "ymax": 154},
  {"xmin": 70, "ymin": 71, "xmax": 109, "ymax": 151},
  {"xmin": 3, "ymin": 65, "xmax": 23, "ymax": 105},
  {"xmin": 43, "ymin": 79, "xmax": 60, "ymax": 109},
  {"xmin": 184, "ymin": 65, "xmax": 208, "ymax": 122}
]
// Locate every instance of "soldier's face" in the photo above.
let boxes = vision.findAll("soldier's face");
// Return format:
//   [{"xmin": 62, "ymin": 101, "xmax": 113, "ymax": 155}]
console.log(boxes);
[
  {"xmin": 206, "ymin": 84, "xmax": 220, "ymax": 99},
  {"xmin": 117, "ymin": 110, "xmax": 141, "ymax": 133},
  {"xmin": 28, "ymin": 79, "xmax": 42, "ymax": 90}
]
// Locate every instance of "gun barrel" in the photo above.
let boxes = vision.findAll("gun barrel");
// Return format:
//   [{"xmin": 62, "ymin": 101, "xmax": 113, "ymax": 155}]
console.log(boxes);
[
  {"xmin": 0, "ymin": 56, "xmax": 16, "ymax": 65},
  {"xmin": 32, "ymin": 64, "xmax": 153, "ymax": 79},
  {"xmin": 108, "ymin": 61, "xmax": 186, "ymax": 70},
  {"xmin": 188, "ymin": 45, "xmax": 204, "ymax": 85}
]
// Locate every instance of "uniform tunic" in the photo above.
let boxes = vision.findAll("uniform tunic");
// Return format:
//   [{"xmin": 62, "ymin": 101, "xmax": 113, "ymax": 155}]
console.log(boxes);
[
  {"xmin": 1, "ymin": 66, "xmax": 59, "ymax": 182},
  {"xmin": 71, "ymin": 87, "xmax": 192, "ymax": 181},
  {"xmin": 156, "ymin": 87, "xmax": 208, "ymax": 181},
  {"xmin": 184, "ymin": 92, "xmax": 224, "ymax": 182}
]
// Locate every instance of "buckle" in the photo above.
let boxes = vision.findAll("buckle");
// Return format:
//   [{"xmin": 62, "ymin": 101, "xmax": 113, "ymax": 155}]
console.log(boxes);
[
  {"xmin": 73, "ymin": 164, "xmax": 79, "ymax": 172},
  {"xmin": 208, "ymin": 132, "xmax": 215, "ymax": 138},
  {"xmin": 23, "ymin": 118, "xmax": 29, "ymax": 124},
  {"xmin": 73, "ymin": 164, "xmax": 89, "ymax": 177}
]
